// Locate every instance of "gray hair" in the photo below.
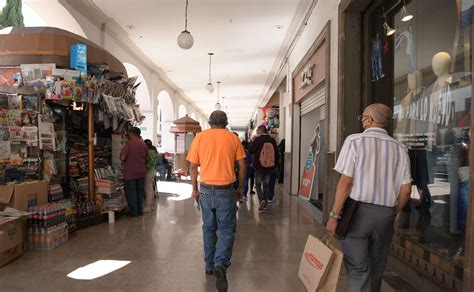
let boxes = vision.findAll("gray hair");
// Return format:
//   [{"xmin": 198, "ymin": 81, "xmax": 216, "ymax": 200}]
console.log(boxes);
[
  {"xmin": 209, "ymin": 110, "xmax": 228, "ymax": 128},
  {"xmin": 365, "ymin": 103, "xmax": 392, "ymax": 127}
]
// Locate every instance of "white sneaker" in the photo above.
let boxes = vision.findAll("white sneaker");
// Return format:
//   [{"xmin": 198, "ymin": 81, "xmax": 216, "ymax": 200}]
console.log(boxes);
[
  {"xmin": 143, "ymin": 207, "xmax": 152, "ymax": 213},
  {"xmin": 268, "ymin": 200, "xmax": 273, "ymax": 204}
]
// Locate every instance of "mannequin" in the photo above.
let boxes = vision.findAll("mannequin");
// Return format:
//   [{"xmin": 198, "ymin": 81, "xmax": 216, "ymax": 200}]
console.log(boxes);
[
  {"xmin": 401, "ymin": 70, "xmax": 423, "ymax": 119},
  {"xmin": 396, "ymin": 71, "xmax": 423, "ymax": 136},
  {"xmin": 432, "ymin": 52, "xmax": 453, "ymax": 92},
  {"xmin": 427, "ymin": 52, "xmax": 453, "ymax": 149}
]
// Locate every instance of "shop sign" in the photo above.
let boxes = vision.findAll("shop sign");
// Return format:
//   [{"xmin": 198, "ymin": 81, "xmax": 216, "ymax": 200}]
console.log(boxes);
[
  {"xmin": 299, "ymin": 64, "xmax": 314, "ymax": 89},
  {"xmin": 299, "ymin": 125, "xmax": 320, "ymax": 199}
]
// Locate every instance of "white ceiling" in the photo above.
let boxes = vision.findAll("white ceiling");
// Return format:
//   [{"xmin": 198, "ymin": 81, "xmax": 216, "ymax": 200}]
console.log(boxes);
[{"xmin": 91, "ymin": 0, "xmax": 311, "ymax": 128}]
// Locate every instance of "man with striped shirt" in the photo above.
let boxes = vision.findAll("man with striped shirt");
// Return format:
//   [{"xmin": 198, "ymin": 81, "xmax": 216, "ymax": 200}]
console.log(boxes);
[{"xmin": 326, "ymin": 103, "xmax": 412, "ymax": 292}]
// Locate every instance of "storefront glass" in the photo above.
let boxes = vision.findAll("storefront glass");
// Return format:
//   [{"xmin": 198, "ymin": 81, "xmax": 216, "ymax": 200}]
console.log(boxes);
[{"xmin": 391, "ymin": 0, "xmax": 472, "ymax": 274}]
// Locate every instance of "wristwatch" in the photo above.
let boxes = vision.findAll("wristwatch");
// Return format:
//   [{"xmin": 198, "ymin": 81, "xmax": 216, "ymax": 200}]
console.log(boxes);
[{"xmin": 329, "ymin": 211, "xmax": 341, "ymax": 220}]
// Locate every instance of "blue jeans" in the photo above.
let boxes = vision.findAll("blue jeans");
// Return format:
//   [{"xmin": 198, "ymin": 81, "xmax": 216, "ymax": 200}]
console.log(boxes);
[
  {"xmin": 156, "ymin": 165, "xmax": 167, "ymax": 181},
  {"xmin": 255, "ymin": 169, "xmax": 273, "ymax": 203},
  {"xmin": 199, "ymin": 185, "xmax": 237, "ymax": 271},
  {"xmin": 124, "ymin": 178, "xmax": 145, "ymax": 216},
  {"xmin": 267, "ymin": 172, "xmax": 277, "ymax": 201}
]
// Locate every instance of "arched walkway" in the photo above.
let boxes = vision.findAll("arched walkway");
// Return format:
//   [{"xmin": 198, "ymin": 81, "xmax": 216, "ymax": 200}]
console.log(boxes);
[{"xmin": 158, "ymin": 90, "xmax": 175, "ymax": 153}]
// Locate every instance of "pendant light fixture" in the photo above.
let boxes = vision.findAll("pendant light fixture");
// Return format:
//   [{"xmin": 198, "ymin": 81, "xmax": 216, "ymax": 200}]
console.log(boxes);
[
  {"xmin": 383, "ymin": 15, "xmax": 396, "ymax": 36},
  {"xmin": 400, "ymin": 1, "xmax": 413, "ymax": 22},
  {"xmin": 206, "ymin": 53, "xmax": 215, "ymax": 93},
  {"xmin": 177, "ymin": 0, "xmax": 194, "ymax": 49},
  {"xmin": 214, "ymin": 81, "xmax": 221, "ymax": 110}
]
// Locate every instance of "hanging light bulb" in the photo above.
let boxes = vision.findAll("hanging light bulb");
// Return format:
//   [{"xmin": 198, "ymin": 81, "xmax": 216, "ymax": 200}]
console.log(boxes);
[
  {"xmin": 177, "ymin": 0, "xmax": 194, "ymax": 49},
  {"xmin": 400, "ymin": 3, "xmax": 413, "ymax": 22},
  {"xmin": 206, "ymin": 53, "xmax": 214, "ymax": 93},
  {"xmin": 214, "ymin": 81, "xmax": 221, "ymax": 110}
]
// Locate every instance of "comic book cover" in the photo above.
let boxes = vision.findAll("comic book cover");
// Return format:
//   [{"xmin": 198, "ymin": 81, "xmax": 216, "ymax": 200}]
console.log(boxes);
[
  {"xmin": 61, "ymin": 80, "xmax": 74, "ymax": 99},
  {"xmin": 21, "ymin": 111, "xmax": 38, "ymax": 126},
  {"xmin": 22, "ymin": 95, "xmax": 38, "ymax": 111},
  {"xmin": 0, "ymin": 110, "xmax": 7, "ymax": 127},
  {"xmin": 9, "ymin": 126, "xmax": 23, "ymax": 141},
  {"xmin": 22, "ymin": 126, "xmax": 38, "ymax": 146},
  {"xmin": 21, "ymin": 63, "xmax": 56, "ymax": 87},
  {"xmin": 0, "ymin": 93, "xmax": 8, "ymax": 109},
  {"xmin": 8, "ymin": 94, "xmax": 21, "ymax": 110},
  {"xmin": 0, "ymin": 141, "xmax": 11, "ymax": 159},
  {"xmin": 0, "ymin": 67, "xmax": 22, "ymax": 87},
  {"xmin": 7, "ymin": 110, "xmax": 21, "ymax": 127},
  {"xmin": 0, "ymin": 127, "xmax": 9, "ymax": 141},
  {"xmin": 10, "ymin": 141, "xmax": 27, "ymax": 165},
  {"xmin": 39, "ymin": 120, "xmax": 56, "ymax": 150}
]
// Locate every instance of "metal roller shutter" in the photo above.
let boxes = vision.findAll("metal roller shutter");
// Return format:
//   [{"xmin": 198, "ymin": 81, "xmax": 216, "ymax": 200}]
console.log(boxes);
[{"xmin": 300, "ymin": 86, "xmax": 325, "ymax": 115}]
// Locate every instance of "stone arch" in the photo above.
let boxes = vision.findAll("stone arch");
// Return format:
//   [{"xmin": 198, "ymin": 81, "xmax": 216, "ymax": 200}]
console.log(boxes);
[
  {"xmin": 23, "ymin": 0, "xmax": 87, "ymax": 37},
  {"xmin": 158, "ymin": 90, "xmax": 175, "ymax": 152}
]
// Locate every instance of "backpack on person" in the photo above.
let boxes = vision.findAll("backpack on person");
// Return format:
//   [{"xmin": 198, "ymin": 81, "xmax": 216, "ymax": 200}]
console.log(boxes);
[{"xmin": 259, "ymin": 142, "xmax": 275, "ymax": 168}]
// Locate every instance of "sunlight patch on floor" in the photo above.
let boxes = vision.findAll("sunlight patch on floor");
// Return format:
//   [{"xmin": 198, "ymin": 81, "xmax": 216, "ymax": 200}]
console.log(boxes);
[
  {"xmin": 67, "ymin": 260, "xmax": 131, "ymax": 280},
  {"xmin": 158, "ymin": 181, "xmax": 192, "ymax": 201}
]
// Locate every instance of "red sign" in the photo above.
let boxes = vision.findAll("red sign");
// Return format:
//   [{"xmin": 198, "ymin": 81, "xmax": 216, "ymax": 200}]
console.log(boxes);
[
  {"xmin": 299, "ymin": 154, "xmax": 315, "ymax": 199},
  {"xmin": 304, "ymin": 252, "xmax": 325, "ymax": 270}
]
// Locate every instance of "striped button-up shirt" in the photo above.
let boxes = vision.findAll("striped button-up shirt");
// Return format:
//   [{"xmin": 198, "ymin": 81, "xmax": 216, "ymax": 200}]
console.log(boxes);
[{"xmin": 334, "ymin": 128, "xmax": 412, "ymax": 207}]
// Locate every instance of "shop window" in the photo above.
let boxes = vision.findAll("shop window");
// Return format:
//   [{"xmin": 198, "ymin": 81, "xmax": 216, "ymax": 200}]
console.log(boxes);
[{"xmin": 385, "ymin": 0, "xmax": 472, "ymax": 276}]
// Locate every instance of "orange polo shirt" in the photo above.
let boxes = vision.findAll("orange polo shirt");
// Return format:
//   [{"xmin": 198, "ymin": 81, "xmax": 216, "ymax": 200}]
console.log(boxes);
[{"xmin": 187, "ymin": 128, "xmax": 246, "ymax": 185}]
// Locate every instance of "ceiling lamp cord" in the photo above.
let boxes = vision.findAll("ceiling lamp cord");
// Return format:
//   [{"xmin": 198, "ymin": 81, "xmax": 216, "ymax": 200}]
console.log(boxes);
[
  {"xmin": 206, "ymin": 53, "xmax": 215, "ymax": 93},
  {"xmin": 215, "ymin": 81, "xmax": 221, "ymax": 110},
  {"xmin": 184, "ymin": 0, "xmax": 189, "ymax": 30},
  {"xmin": 177, "ymin": 0, "xmax": 194, "ymax": 49}
]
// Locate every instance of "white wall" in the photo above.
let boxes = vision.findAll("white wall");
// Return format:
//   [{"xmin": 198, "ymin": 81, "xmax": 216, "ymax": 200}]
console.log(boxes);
[
  {"xmin": 263, "ymin": 0, "xmax": 341, "ymax": 195},
  {"xmin": 285, "ymin": 0, "xmax": 340, "ymax": 153}
]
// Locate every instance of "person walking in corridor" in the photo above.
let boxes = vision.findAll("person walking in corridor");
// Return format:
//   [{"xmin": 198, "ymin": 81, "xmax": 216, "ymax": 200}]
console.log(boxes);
[
  {"xmin": 143, "ymin": 139, "xmax": 158, "ymax": 213},
  {"xmin": 187, "ymin": 110, "xmax": 246, "ymax": 292},
  {"xmin": 249, "ymin": 125, "xmax": 279, "ymax": 211},
  {"xmin": 326, "ymin": 103, "xmax": 412, "ymax": 292},
  {"xmin": 120, "ymin": 127, "xmax": 148, "ymax": 217}
]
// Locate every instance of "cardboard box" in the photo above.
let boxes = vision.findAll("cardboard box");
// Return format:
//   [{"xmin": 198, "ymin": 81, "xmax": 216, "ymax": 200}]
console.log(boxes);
[
  {"xmin": 0, "ymin": 217, "xmax": 24, "ymax": 267},
  {"xmin": 0, "ymin": 181, "xmax": 48, "ymax": 211}
]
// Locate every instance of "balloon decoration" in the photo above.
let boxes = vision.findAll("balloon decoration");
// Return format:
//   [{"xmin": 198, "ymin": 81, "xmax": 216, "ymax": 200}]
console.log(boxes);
[{"xmin": 260, "ymin": 105, "xmax": 280, "ymax": 131}]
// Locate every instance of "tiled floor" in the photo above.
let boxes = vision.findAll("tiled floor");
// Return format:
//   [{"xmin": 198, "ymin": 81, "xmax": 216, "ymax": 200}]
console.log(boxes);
[{"xmin": 0, "ymin": 182, "xmax": 395, "ymax": 291}]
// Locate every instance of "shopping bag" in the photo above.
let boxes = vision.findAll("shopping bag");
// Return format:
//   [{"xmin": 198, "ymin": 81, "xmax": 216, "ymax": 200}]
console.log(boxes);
[
  {"xmin": 317, "ymin": 246, "xmax": 343, "ymax": 292},
  {"xmin": 298, "ymin": 234, "xmax": 334, "ymax": 291}
]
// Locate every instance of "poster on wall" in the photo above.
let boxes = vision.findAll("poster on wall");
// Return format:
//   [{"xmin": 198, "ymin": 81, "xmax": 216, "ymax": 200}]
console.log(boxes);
[{"xmin": 299, "ymin": 125, "xmax": 321, "ymax": 200}]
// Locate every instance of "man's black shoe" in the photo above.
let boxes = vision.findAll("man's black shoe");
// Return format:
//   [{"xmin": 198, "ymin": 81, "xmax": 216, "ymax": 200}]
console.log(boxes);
[
  {"xmin": 205, "ymin": 269, "xmax": 213, "ymax": 275},
  {"xmin": 213, "ymin": 266, "xmax": 228, "ymax": 292}
]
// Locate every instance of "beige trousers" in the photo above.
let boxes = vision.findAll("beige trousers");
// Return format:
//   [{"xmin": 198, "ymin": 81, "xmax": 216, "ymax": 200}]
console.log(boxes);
[{"xmin": 144, "ymin": 169, "xmax": 156, "ymax": 209}]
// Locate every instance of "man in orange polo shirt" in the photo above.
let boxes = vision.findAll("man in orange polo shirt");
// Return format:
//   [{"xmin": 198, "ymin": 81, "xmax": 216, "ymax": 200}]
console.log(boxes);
[{"xmin": 187, "ymin": 110, "xmax": 246, "ymax": 292}]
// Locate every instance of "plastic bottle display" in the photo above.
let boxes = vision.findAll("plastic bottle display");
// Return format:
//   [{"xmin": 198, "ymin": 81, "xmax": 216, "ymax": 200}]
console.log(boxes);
[{"xmin": 27, "ymin": 201, "xmax": 69, "ymax": 250}]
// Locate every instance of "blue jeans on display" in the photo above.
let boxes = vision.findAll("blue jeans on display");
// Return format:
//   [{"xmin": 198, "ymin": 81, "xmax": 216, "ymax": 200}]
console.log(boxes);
[
  {"xmin": 124, "ymin": 178, "xmax": 145, "ymax": 216},
  {"xmin": 200, "ymin": 185, "xmax": 237, "ymax": 271},
  {"xmin": 458, "ymin": 181, "xmax": 469, "ymax": 231},
  {"xmin": 267, "ymin": 172, "xmax": 277, "ymax": 201}
]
